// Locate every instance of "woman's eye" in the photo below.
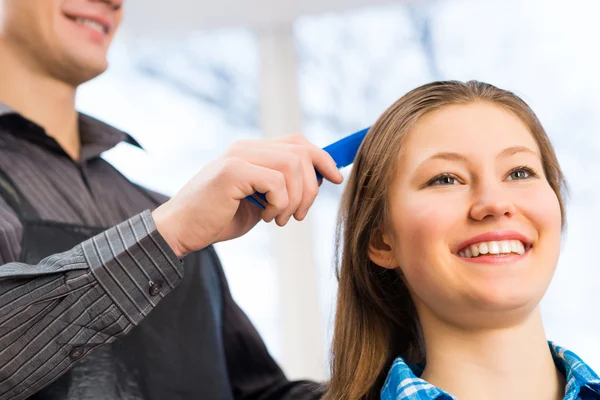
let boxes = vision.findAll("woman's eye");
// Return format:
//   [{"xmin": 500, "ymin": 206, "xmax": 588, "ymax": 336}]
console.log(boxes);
[
  {"xmin": 507, "ymin": 167, "xmax": 536, "ymax": 181},
  {"xmin": 429, "ymin": 174, "xmax": 459, "ymax": 186}
]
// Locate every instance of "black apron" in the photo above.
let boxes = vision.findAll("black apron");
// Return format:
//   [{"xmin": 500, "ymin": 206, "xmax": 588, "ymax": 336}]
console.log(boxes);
[{"xmin": 0, "ymin": 170, "xmax": 235, "ymax": 400}]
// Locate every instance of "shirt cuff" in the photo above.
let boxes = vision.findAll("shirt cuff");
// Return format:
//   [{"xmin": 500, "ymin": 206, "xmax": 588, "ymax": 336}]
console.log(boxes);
[{"xmin": 81, "ymin": 210, "xmax": 184, "ymax": 325}]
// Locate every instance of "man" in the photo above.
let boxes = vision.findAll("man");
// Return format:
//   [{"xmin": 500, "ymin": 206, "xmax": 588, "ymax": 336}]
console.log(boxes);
[{"xmin": 0, "ymin": 0, "xmax": 343, "ymax": 399}]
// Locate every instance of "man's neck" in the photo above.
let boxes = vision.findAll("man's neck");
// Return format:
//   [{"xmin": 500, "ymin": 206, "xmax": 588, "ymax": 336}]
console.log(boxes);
[
  {"xmin": 419, "ymin": 307, "xmax": 565, "ymax": 400},
  {"xmin": 0, "ymin": 40, "xmax": 81, "ymax": 161}
]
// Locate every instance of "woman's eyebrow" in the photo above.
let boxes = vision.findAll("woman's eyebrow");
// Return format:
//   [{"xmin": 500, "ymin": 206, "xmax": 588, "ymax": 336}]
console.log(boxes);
[
  {"xmin": 499, "ymin": 146, "xmax": 538, "ymax": 158},
  {"xmin": 415, "ymin": 152, "xmax": 467, "ymax": 170},
  {"xmin": 418, "ymin": 146, "xmax": 538, "ymax": 168}
]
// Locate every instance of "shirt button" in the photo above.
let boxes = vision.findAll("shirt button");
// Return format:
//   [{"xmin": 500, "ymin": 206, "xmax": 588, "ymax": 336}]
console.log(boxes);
[
  {"xmin": 69, "ymin": 347, "xmax": 84, "ymax": 360},
  {"xmin": 149, "ymin": 281, "xmax": 163, "ymax": 296}
]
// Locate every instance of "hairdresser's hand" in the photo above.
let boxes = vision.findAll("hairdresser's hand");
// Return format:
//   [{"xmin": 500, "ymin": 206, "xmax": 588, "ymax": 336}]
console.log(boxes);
[{"xmin": 152, "ymin": 134, "xmax": 343, "ymax": 258}]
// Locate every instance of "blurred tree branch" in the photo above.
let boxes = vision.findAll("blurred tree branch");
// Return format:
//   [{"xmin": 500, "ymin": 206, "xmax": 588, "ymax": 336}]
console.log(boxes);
[
  {"xmin": 136, "ymin": 41, "xmax": 259, "ymax": 129},
  {"xmin": 407, "ymin": 1, "xmax": 441, "ymax": 80}
]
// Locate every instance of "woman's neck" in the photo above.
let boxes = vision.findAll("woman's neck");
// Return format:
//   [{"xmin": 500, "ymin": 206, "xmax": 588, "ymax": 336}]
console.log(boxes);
[{"xmin": 419, "ymin": 307, "xmax": 565, "ymax": 400}]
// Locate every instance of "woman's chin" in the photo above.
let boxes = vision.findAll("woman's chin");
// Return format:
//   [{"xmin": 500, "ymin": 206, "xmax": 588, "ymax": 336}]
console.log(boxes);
[
  {"xmin": 460, "ymin": 266, "xmax": 551, "ymax": 310},
  {"xmin": 464, "ymin": 284, "xmax": 546, "ymax": 320}
]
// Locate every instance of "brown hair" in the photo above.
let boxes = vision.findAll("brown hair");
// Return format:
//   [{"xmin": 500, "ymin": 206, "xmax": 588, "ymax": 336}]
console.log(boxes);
[{"xmin": 325, "ymin": 80, "xmax": 567, "ymax": 400}]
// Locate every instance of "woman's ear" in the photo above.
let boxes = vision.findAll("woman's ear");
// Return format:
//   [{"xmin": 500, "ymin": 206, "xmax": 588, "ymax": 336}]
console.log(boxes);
[{"xmin": 368, "ymin": 227, "xmax": 397, "ymax": 270}]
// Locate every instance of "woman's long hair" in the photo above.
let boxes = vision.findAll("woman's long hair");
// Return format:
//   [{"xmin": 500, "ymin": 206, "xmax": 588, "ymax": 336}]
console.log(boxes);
[{"xmin": 325, "ymin": 80, "xmax": 568, "ymax": 400}]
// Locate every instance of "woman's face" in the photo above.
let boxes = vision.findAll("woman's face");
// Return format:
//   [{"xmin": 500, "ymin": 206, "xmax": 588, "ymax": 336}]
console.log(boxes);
[{"xmin": 374, "ymin": 102, "xmax": 562, "ymax": 328}]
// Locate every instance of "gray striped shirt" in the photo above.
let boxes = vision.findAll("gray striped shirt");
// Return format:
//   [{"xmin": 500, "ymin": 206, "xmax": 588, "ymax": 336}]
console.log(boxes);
[
  {"xmin": 0, "ymin": 104, "xmax": 324, "ymax": 400},
  {"xmin": 0, "ymin": 104, "xmax": 184, "ymax": 399}
]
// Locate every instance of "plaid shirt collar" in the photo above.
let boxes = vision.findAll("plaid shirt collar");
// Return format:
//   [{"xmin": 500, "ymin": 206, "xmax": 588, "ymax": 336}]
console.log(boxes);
[{"xmin": 381, "ymin": 342, "xmax": 600, "ymax": 400}]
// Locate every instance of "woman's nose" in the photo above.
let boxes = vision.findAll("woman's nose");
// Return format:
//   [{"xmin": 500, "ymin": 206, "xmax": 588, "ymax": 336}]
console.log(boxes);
[{"xmin": 469, "ymin": 182, "xmax": 517, "ymax": 222}]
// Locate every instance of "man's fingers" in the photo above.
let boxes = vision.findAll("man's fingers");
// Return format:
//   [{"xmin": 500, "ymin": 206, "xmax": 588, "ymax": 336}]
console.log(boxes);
[
  {"xmin": 224, "ymin": 136, "xmax": 344, "ymax": 225},
  {"xmin": 294, "ymin": 148, "xmax": 319, "ymax": 221},
  {"xmin": 239, "ymin": 136, "xmax": 343, "ymax": 185},
  {"xmin": 237, "ymin": 163, "xmax": 289, "ymax": 222},
  {"xmin": 227, "ymin": 148, "xmax": 303, "ymax": 223}
]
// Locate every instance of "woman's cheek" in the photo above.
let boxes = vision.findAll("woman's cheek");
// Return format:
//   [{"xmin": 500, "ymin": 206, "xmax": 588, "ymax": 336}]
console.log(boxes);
[
  {"xmin": 517, "ymin": 184, "xmax": 562, "ymax": 238},
  {"xmin": 399, "ymin": 195, "xmax": 458, "ymax": 243},
  {"xmin": 393, "ymin": 193, "xmax": 465, "ymax": 296},
  {"xmin": 394, "ymin": 202, "xmax": 450, "ymax": 284}
]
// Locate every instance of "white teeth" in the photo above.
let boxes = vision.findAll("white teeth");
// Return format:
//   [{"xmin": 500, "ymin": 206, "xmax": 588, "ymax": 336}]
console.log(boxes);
[
  {"xmin": 488, "ymin": 242, "xmax": 500, "ymax": 254},
  {"xmin": 458, "ymin": 239, "xmax": 527, "ymax": 258},
  {"xmin": 74, "ymin": 17, "xmax": 106, "ymax": 34},
  {"xmin": 479, "ymin": 243, "xmax": 489, "ymax": 255}
]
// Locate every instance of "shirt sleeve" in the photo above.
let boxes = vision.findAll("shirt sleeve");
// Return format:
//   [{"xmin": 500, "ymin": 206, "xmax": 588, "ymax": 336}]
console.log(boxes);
[
  {"xmin": 0, "ymin": 208, "xmax": 183, "ymax": 400},
  {"xmin": 207, "ymin": 247, "xmax": 326, "ymax": 400}
]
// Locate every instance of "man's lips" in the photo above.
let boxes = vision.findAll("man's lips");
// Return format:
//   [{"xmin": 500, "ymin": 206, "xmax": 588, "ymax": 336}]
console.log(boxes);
[{"xmin": 63, "ymin": 12, "xmax": 113, "ymax": 35}]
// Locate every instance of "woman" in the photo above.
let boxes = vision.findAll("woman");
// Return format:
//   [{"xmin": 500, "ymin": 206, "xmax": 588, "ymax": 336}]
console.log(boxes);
[{"xmin": 325, "ymin": 81, "xmax": 600, "ymax": 400}]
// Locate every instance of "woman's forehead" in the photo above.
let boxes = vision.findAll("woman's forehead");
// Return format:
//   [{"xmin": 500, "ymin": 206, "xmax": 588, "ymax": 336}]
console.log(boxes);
[{"xmin": 399, "ymin": 102, "xmax": 541, "ymax": 165}]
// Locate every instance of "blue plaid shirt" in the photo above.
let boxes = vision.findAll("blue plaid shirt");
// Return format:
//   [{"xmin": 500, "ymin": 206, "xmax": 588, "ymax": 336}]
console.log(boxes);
[{"xmin": 381, "ymin": 342, "xmax": 600, "ymax": 400}]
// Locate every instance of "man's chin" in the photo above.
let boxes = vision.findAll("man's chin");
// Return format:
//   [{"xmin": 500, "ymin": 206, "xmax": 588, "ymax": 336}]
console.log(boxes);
[{"xmin": 57, "ymin": 56, "xmax": 109, "ymax": 86}]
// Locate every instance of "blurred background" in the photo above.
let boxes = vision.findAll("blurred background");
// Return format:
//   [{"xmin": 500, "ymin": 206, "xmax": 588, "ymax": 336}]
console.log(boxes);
[{"xmin": 77, "ymin": 0, "xmax": 600, "ymax": 381}]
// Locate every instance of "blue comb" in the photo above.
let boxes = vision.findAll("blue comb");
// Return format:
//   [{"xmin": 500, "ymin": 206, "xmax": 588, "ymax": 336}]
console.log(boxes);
[{"xmin": 247, "ymin": 127, "xmax": 370, "ymax": 208}]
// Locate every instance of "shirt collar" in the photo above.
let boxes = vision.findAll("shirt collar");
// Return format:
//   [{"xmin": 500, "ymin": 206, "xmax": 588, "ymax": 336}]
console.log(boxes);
[
  {"xmin": 380, "ymin": 359, "xmax": 455, "ymax": 400},
  {"xmin": 381, "ymin": 342, "xmax": 600, "ymax": 400},
  {"xmin": 551, "ymin": 342, "xmax": 600, "ymax": 400},
  {"xmin": 0, "ymin": 102, "xmax": 143, "ymax": 161}
]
